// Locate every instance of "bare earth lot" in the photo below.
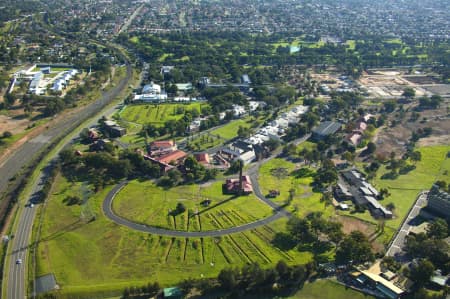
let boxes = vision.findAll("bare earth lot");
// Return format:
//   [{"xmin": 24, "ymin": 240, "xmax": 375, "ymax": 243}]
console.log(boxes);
[{"xmin": 374, "ymin": 105, "xmax": 450, "ymax": 157}]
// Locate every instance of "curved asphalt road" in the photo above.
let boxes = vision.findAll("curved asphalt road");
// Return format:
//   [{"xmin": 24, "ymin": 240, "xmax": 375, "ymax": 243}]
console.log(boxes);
[
  {"xmin": 102, "ymin": 137, "xmax": 317, "ymax": 237},
  {"xmin": 103, "ymin": 175, "xmax": 291, "ymax": 237}
]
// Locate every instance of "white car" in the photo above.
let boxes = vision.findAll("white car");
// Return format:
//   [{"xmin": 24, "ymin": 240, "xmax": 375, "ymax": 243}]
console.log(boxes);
[{"xmin": 16, "ymin": 259, "xmax": 22, "ymax": 265}]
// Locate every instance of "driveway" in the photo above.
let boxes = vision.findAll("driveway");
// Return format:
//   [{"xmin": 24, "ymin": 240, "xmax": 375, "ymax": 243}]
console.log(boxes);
[{"xmin": 385, "ymin": 191, "xmax": 428, "ymax": 257}]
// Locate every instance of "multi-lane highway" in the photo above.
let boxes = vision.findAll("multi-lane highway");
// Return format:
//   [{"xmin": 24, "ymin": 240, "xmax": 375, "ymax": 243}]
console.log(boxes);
[
  {"xmin": 7, "ymin": 171, "xmax": 49, "ymax": 299},
  {"xmin": 2, "ymin": 61, "xmax": 133, "ymax": 299}
]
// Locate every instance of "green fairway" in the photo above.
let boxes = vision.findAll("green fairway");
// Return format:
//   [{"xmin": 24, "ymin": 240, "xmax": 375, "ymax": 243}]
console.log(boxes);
[
  {"xmin": 36, "ymin": 175, "xmax": 310, "ymax": 297},
  {"xmin": 119, "ymin": 102, "xmax": 204, "ymax": 126},
  {"xmin": 288, "ymin": 279, "xmax": 374, "ymax": 299},
  {"xmin": 112, "ymin": 180, "xmax": 273, "ymax": 231}
]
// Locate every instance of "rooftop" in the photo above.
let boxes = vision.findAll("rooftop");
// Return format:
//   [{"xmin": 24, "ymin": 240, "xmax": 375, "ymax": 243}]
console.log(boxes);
[
  {"xmin": 157, "ymin": 150, "xmax": 187, "ymax": 164},
  {"xmin": 312, "ymin": 121, "xmax": 342, "ymax": 137}
]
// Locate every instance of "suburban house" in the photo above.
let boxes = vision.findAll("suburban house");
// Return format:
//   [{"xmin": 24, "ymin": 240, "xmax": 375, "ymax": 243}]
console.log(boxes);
[
  {"xmin": 156, "ymin": 150, "xmax": 187, "ymax": 165},
  {"xmin": 220, "ymin": 141, "xmax": 256, "ymax": 165},
  {"xmin": 241, "ymin": 74, "xmax": 251, "ymax": 85},
  {"xmin": 311, "ymin": 121, "xmax": 342, "ymax": 140},
  {"xmin": 223, "ymin": 175, "xmax": 253, "ymax": 195},
  {"xmin": 347, "ymin": 114, "xmax": 374, "ymax": 146}
]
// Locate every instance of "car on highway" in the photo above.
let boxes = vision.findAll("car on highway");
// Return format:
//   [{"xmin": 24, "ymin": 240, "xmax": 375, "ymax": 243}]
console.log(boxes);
[{"xmin": 16, "ymin": 259, "xmax": 22, "ymax": 265}]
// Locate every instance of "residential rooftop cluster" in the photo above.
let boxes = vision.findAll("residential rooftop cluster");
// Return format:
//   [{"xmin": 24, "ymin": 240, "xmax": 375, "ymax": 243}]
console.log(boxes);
[{"xmin": 126, "ymin": 0, "xmax": 450, "ymax": 39}]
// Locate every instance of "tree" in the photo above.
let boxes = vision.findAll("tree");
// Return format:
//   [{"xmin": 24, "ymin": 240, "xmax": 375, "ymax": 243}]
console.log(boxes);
[
  {"xmin": 286, "ymin": 216, "xmax": 316, "ymax": 244},
  {"xmin": 218, "ymin": 268, "xmax": 238, "ymax": 290},
  {"xmin": 402, "ymin": 87, "xmax": 416, "ymax": 99},
  {"xmin": 237, "ymin": 125, "xmax": 251, "ymax": 138},
  {"xmin": 410, "ymin": 259, "xmax": 434, "ymax": 287},
  {"xmin": 366, "ymin": 142, "xmax": 376, "ymax": 154},
  {"xmin": 426, "ymin": 218, "xmax": 448, "ymax": 239},
  {"xmin": 410, "ymin": 151, "xmax": 422, "ymax": 164},
  {"xmin": 335, "ymin": 231, "xmax": 374, "ymax": 265},
  {"xmin": 2, "ymin": 131, "xmax": 12, "ymax": 138},
  {"xmin": 263, "ymin": 138, "xmax": 280, "ymax": 151}
]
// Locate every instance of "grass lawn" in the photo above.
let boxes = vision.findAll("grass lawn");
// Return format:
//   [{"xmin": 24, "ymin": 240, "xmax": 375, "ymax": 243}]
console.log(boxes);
[
  {"xmin": 258, "ymin": 158, "xmax": 334, "ymax": 219},
  {"xmin": 187, "ymin": 133, "xmax": 224, "ymax": 151},
  {"xmin": 36, "ymin": 175, "xmax": 308, "ymax": 297},
  {"xmin": 119, "ymin": 102, "xmax": 204, "ymax": 126},
  {"xmin": 287, "ymin": 279, "xmax": 374, "ymax": 299},
  {"xmin": 342, "ymin": 145, "xmax": 450, "ymax": 233},
  {"xmin": 112, "ymin": 180, "xmax": 273, "ymax": 231},
  {"xmin": 372, "ymin": 145, "xmax": 450, "ymax": 228},
  {"xmin": 209, "ymin": 119, "xmax": 252, "ymax": 140}
]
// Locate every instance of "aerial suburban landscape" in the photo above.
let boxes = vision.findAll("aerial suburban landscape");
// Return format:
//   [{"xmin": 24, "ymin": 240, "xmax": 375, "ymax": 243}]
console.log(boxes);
[{"xmin": 0, "ymin": 0, "xmax": 449, "ymax": 298}]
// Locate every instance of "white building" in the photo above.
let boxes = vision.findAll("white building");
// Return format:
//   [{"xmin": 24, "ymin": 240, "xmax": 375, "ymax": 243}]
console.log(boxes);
[{"xmin": 142, "ymin": 82, "xmax": 161, "ymax": 94}]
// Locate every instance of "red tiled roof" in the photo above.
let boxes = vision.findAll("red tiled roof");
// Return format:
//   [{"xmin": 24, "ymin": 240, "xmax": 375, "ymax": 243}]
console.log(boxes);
[
  {"xmin": 195, "ymin": 153, "xmax": 210, "ymax": 164},
  {"xmin": 157, "ymin": 150, "xmax": 187, "ymax": 164},
  {"xmin": 225, "ymin": 176, "xmax": 253, "ymax": 193}
]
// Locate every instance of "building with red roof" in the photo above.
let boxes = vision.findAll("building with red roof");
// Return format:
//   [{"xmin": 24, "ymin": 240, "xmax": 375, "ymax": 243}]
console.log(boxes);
[{"xmin": 223, "ymin": 175, "xmax": 253, "ymax": 195}]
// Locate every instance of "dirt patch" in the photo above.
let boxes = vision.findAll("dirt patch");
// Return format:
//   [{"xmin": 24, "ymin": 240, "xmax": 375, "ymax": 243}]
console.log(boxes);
[
  {"xmin": 0, "ymin": 114, "xmax": 29, "ymax": 134},
  {"xmin": 403, "ymin": 75, "xmax": 441, "ymax": 85},
  {"xmin": 334, "ymin": 215, "xmax": 384, "ymax": 253},
  {"xmin": 417, "ymin": 135, "xmax": 450, "ymax": 147},
  {"xmin": 373, "ymin": 106, "xmax": 450, "ymax": 158},
  {"xmin": 335, "ymin": 215, "xmax": 376, "ymax": 236}
]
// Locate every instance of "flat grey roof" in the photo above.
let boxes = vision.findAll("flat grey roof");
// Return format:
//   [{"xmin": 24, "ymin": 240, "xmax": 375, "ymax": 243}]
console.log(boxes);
[{"xmin": 312, "ymin": 121, "xmax": 342, "ymax": 136}]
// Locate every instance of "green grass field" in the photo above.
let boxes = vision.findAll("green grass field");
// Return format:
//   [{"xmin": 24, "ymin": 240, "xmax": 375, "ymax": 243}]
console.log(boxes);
[
  {"xmin": 112, "ymin": 180, "xmax": 273, "ymax": 231},
  {"xmin": 287, "ymin": 279, "xmax": 374, "ymax": 299},
  {"xmin": 342, "ymin": 145, "xmax": 450, "ymax": 230},
  {"xmin": 119, "ymin": 102, "xmax": 204, "ymax": 126},
  {"xmin": 258, "ymin": 158, "xmax": 334, "ymax": 219},
  {"xmin": 36, "ymin": 175, "xmax": 311, "ymax": 297},
  {"xmin": 209, "ymin": 119, "xmax": 252, "ymax": 140}
]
